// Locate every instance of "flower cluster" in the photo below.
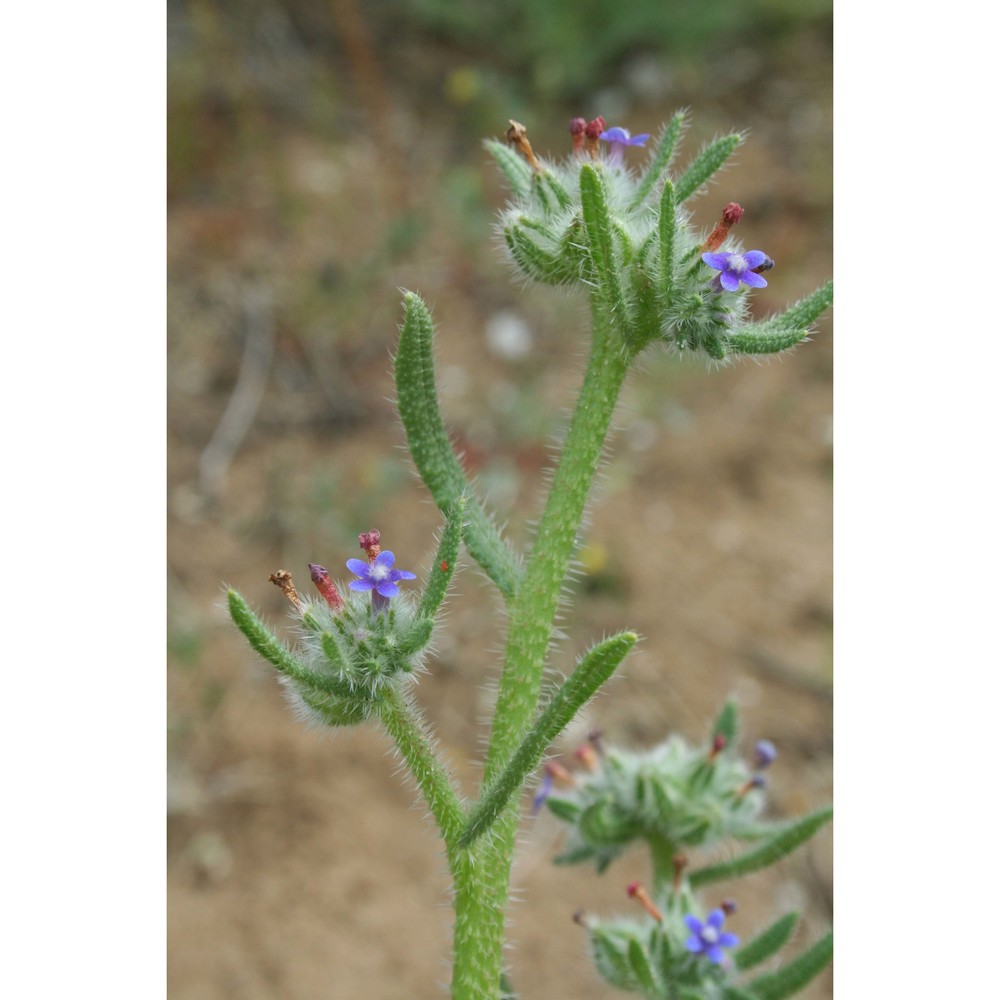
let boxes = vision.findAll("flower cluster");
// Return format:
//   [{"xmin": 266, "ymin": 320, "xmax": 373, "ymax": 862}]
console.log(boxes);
[
  {"xmin": 533, "ymin": 713, "xmax": 774, "ymax": 872},
  {"xmin": 488, "ymin": 112, "xmax": 816, "ymax": 364}
]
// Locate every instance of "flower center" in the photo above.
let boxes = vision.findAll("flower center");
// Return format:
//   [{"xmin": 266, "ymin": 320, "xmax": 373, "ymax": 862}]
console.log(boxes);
[
  {"xmin": 728, "ymin": 254, "xmax": 748, "ymax": 273},
  {"xmin": 370, "ymin": 563, "xmax": 389, "ymax": 582},
  {"xmin": 701, "ymin": 926, "xmax": 719, "ymax": 944}
]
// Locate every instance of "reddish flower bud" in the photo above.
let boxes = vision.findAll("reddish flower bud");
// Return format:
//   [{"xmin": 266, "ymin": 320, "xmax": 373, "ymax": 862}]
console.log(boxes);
[
  {"xmin": 308, "ymin": 562, "xmax": 344, "ymax": 611},
  {"xmin": 359, "ymin": 530, "xmax": 381, "ymax": 562},
  {"xmin": 702, "ymin": 202, "xmax": 745, "ymax": 253},
  {"xmin": 627, "ymin": 881, "xmax": 664, "ymax": 922},
  {"xmin": 584, "ymin": 116, "xmax": 606, "ymax": 159},
  {"xmin": 722, "ymin": 202, "xmax": 745, "ymax": 225},
  {"xmin": 574, "ymin": 743, "xmax": 599, "ymax": 773}
]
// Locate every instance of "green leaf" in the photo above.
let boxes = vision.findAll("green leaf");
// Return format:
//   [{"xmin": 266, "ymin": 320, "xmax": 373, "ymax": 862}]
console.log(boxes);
[
  {"xmin": 459, "ymin": 631, "xmax": 638, "ymax": 847},
  {"xmin": 712, "ymin": 700, "xmax": 739, "ymax": 745},
  {"xmin": 729, "ymin": 281, "xmax": 832, "ymax": 356},
  {"xmin": 484, "ymin": 138, "xmax": 531, "ymax": 197},
  {"xmin": 775, "ymin": 280, "xmax": 833, "ymax": 331},
  {"xmin": 727, "ymin": 325, "xmax": 810, "ymax": 356},
  {"xmin": 722, "ymin": 987, "xmax": 762, "ymax": 1000},
  {"xmin": 627, "ymin": 938, "xmax": 660, "ymax": 996},
  {"xmin": 396, "ymin": 616, "xmax": 434, "ymax": 656},
  {"xmin": 590, "ymin": 928, "xmax": 638, "ymax": 990},
  {"xmin": 395, "ymin": 292, "xmax": 521, "ymax": 599},
  {"xmin": 417, "ymin": 498, "xmax": 465, "ymax": 619},
  {"xmin": 297, "ymin": 685, "xmax": 372, "ymax": 727},
  {"xmin": 689, "ymin": 807, "xmax": 833, "ymax": 887},
  {"xmin": 675, "ymin": 133, "xmax": 742, "ymax": 203},
  {"xmin": 735, "ymin": 912, "xmax": 799, "ymax": 971},
  {"xmin": 579, "ymin": 164, "xmax": 630, "ymax": 336},
  {"xmin": 657, "ymin": 179, "xmax": 677, "ymax": 302},
  {"xmin": 545, "ymin": 797, "xmax": 582, "ymax": 824},
  {"xmin": 228, "ymin": 590, "xmax": 356, "ymax": 699},
  {"xmin": 537, "ymin": 170, "xmax": 572, "ymax": 210},
  {"xmin": 631, "ymin": 110, "xmax": 686, "ymax": 210},
  {"xmin": 746, "ymin": 932, "xmax": 832, "ymax": 1000},
  {"xmin": 504, "ymin": 226, "xmax": 578, "ymax": 286}
]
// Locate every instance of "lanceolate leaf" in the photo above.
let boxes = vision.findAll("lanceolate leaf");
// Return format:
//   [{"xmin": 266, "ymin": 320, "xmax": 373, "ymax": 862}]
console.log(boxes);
[
  {"xmin": 775, "ymin": 280, "xmax": 833, "ymax": 331},
  {"xmin": 689, "ymin": 806, "xmax": 833, "ymax": 887},
  {"xmin": 675, "ymin": 133, "xmax": 742, "ymax": 202},
  {"xmin": 745, "ymin": 932, "xmax": 833, "ymax": 1000},
  {"xmin": 484, "ymin": 139, "xmax": 532, "ymax": 198},
  {"xmin": 417, "ymin": 498, "xmax": 465, "ymax": 619},
  {"xmin": 228, "ymin": 590, "xmax": 356, "ymax": 699},
  {"xmin": 579, "ymin": 164, "xmax": 631, "ymax": 336},
  {"xmin": 459, "ymin": 631, "xmax": 638, "ymax": 847},
  {"xmin": 395, "ymin": 292, "xmax": 521, "ymax": 599},
  {"xmin": 631, "ymin": 110, "xmax": 686, "ymax": 210},
  {"xmin": 712, "ymin": 700, "xmax": 739, "ymax": 745},
  {"xmin": 735, "ymin": 912, "xmax": 799, "ymax": 971}
]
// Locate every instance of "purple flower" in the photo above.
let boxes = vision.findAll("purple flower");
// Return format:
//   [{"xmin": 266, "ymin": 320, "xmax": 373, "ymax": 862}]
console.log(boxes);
[
  {"xmin": 599, "ymin": 126, "xmax": 651, "ymax": 157},
  {"xmin": 531, "ymin": 770, "xmax": 554, "ymax": 814},
  {"xmin": 346, "ymin": 551, "xmax": 416, "ymax": 599},
  {"xmin": 600, "ymin": 126, "xmax": 651, "ymax": 147},
  {"xmin": 685, "ymin": 909, "xmax": 739, "ymax": 964},
  {"xmin": 754, "ymin": 739, "xmax": 778, "ymax": 770},
  {"xmin": 701, "ymin": 251, "xmax": 770, "ymax": 291}
]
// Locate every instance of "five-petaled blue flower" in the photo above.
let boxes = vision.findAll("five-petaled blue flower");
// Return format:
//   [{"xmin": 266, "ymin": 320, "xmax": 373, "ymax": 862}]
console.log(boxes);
[
  {"xmin": 346, "ymin": 551, "xmax": 416, "ymax": 599},
  {"xmin": 701, "ymin": 251, "xmax": 770, "ymax": 291},
  {"xmin": 599, "ymin": 126, "xmax": 651, "ymax": 151},
  {"xmin": 684, "ymin": 909, "xmax": 739, "ymax": 964}
]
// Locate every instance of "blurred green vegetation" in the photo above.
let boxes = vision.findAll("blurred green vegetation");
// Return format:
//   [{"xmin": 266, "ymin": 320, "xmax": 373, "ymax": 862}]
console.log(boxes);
[{"xmin": 398, "ymin": 0, "xmax": 831, "ymax": 102}]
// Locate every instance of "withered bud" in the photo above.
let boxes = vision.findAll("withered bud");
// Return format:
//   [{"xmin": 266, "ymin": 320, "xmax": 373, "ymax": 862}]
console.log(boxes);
[
  {"xmin": 269, "ymin": 570, "xmax": 302, "ymax": 611},
  {"xmin": 721, "ymin": 898, "xmax": 738, "ymax": 916},
  {"xmin": 505, "ymin": 119, "xmax": 542, "ymax": 172},
  {"xmin": 710, "ymin": 733, "xmax": 728, "ymax": 759},
  {"xmin": 569, "ymin": 116, "xmax": 587, "ymax": 156}
]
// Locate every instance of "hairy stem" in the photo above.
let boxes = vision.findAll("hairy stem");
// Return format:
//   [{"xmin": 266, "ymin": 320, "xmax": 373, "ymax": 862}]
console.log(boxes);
[
  {"xmin": 449, "ymin": 298, "xmax": 633, "ymax": 997},
  {"xmin": 376, "ymin": 686, "xmax": 466, "ymax": 859}
]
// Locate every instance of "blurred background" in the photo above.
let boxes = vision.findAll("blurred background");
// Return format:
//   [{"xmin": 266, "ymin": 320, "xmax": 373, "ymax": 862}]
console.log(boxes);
[{"xmin": 167, "ymin": 1, "xmax": 832, "ymax": 997}]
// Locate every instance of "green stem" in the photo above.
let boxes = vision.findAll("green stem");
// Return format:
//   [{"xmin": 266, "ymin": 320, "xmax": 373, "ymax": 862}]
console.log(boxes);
[
  {"xmin": 449, "ymin": 299, "xmax": 633, "ymax": 997},
  {"xmin": 375, "ymin": 686, "xmax": 466, "ymax": 859},
  {"xmin": 647, "ymin": 834, "xmax": 679, "ymax": 896}
]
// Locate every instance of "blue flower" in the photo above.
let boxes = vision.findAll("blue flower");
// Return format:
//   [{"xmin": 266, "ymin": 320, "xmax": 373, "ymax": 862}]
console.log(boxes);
[
  {"xmin": 684, "ymin": 909, "xmax": 739, "ymax": 964},
  {"xmin": 754, "ymin": 739, "xmax": 778, "ymax": 770},
  {"xmin": 701, "ymin": 251, "xmax": 770, "ymax": 291},
  {"xmin": 599, "ymin": 126, "xmax": 651, "ymax": 150},
  {"xmin": 531, "ymin": 770, "xmax": 554, "ymax": 814},
  {"xmin": 346, "ymin": 551, "xmax": 416, "ymax": 599}
]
